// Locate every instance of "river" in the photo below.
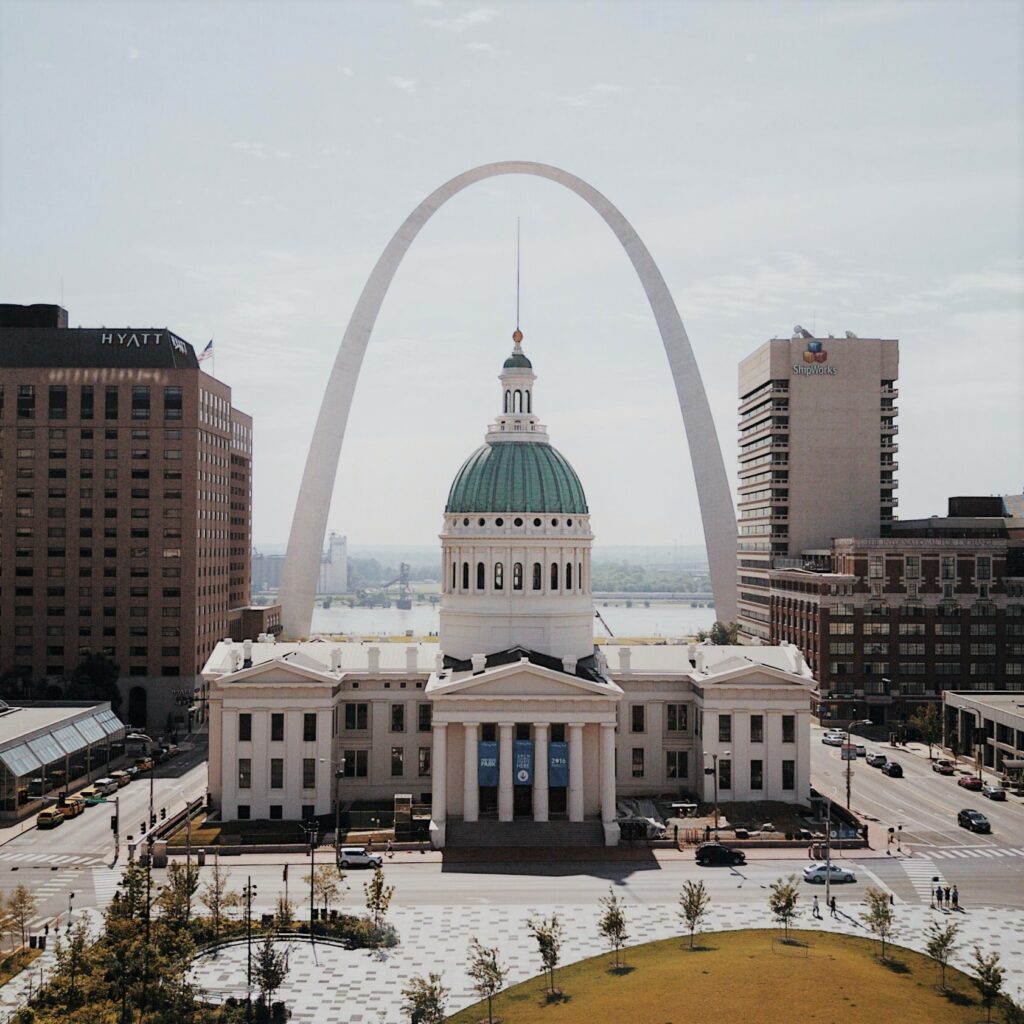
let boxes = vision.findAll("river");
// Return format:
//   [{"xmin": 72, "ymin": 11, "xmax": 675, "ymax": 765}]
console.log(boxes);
[{"xmin": 310, "ymin": 600, "xmax": 716, "ymax": 639}]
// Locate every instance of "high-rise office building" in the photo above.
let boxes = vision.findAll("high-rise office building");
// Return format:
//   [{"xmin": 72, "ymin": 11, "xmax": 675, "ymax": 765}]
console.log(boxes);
[
  {"xmin": 737, "ymin": 329, "xmax": 899, "ymax": 642},
  {"xmin": 0, "ymin": 304, "xmax": 252, "ymax": 732}
]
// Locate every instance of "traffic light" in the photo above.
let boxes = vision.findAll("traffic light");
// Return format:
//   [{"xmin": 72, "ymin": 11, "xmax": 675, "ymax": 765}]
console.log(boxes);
[
  {"xmin": 160, "ymin": 808, "xmax": 167, "ymax": 820},
  {"xmin": 110, "ymin": 814, "xmax": 118, "ymax": 833}
]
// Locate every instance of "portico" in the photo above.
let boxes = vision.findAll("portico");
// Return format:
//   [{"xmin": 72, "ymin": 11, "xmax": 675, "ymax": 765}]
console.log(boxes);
[{"xmin": 426, "ymin": 655, "xmax": 623, "ymax": 847}]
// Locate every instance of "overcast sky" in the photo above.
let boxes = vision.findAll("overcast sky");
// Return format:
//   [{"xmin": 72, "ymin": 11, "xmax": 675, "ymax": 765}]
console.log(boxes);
[{"xmin": 2, "ymin": 0, "xmax": 1021, "ymax": 551}]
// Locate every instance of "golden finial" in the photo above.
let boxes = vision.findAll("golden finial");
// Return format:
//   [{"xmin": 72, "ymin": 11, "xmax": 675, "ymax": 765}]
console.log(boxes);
[{"xmin": 512, "ymin": 329, "xmax": 523, "ymax": 345}]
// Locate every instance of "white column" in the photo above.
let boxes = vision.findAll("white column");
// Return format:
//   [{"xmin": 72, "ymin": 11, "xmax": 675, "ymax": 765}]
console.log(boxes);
[
  {"xmin": 568, "ymin": 722, "xmax": 584, "ymax": 822},
  {"xmin": 431, "ymin": 722, "xmax": 447, "ymax": 826},
  {"xmin": 498, "ymin": 722, "xmax": 514, "ymax": 822},
  {"xmin": 533, "ymin": 722, "xmax": 549, "ymax": 822},
  {"xmin": 600, "ymin": 722, "xmax": 617, "ymax": 823},
  {"xmin": 463, "ymin": 722, "xmax": 479, "ymax": 823}
]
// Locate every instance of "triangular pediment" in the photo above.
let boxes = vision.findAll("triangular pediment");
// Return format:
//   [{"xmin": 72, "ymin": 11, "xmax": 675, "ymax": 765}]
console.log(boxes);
[
  {"xmin": 214, "ymin": 657, "xmax": 337, "ymax": 688},
  {"xmin": 696, "ymin": 661, "xmax": 814, "ymax": 689},
  {"xmin": 427, "ymin": 660, "xmax": 622, "ymax": 701}
]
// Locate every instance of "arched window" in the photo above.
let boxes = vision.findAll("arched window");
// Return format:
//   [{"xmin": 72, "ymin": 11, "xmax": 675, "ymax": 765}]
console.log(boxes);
[
  {"xmin": 532, "ymin": 562, "xmax": 542, "ymax": 590},
  {"xmin": 565, "ymin": 562, "xmax": 572, "ymax": 590},
  {"xmin": 504, "ymin": 389, "xmax": 511, "ymax": 413},
  {"xmin": 476, "ymin": 562, "xmax": 485, "ymax": 590},
  {"xmin": 525, "ymin": 390, "xmax": 531, "ymax": 413},
  {"xmin": 550, "ymin": 562, "xmax": 559, "ymax": 590},
  {"xmin": 513, "ymin": 390, "xmax": 522, "ymax": 412},
  {"xmin": 578, "ymin": 561, "xmax": 584, "ymax": 590},
  {"xmin": 513, "ymin": 562, "xmax": 523, "ymax": 590},
  {"xmin": 462, "ymin": 562, "xmax": 469, "ymax": 590},
  {"xmin": 494, "ymin": 562, "xmax": 504, "ymax": 590},
  {"xmin": 451, "ymin": 562, "xmax": 456, "ymax": 591}
]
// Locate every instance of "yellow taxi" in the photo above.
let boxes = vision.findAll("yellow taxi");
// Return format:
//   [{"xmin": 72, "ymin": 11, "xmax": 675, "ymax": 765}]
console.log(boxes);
[
  {"xmin": 58, "ymin": 796, "xmax": 86, "ymax": 819},
  {"xmin": 36, "ymin": 808, "xmax": 65, "ymax": 829}
]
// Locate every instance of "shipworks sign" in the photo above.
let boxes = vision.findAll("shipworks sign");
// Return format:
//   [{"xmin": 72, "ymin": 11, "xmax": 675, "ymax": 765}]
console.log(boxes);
[{"xmin": 793, "ymin": 339, "xmax": 837, "ymax": 376}]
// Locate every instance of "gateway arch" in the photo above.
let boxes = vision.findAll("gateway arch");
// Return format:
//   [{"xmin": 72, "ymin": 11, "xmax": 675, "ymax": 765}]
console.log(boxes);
[{"xmin": 279, "ymin": 161, "xmax": 737, "ymax": 639}]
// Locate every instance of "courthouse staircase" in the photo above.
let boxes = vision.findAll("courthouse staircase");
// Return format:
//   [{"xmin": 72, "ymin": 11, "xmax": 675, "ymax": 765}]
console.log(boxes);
[{"xmin": 445, "ymin": 819, "xmax": 604, "ymax": 848}]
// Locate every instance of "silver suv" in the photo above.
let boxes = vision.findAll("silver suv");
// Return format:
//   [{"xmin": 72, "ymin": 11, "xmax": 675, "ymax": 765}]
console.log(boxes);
[{"xmin": 338, "ymin": 845, "xmax": 383, "ymax": 869}]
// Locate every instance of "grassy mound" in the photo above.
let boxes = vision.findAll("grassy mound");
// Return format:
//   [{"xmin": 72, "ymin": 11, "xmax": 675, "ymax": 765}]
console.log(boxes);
[{"xmin": 448, "ymin": 930, "xmax": 990, "ymax": 1023}]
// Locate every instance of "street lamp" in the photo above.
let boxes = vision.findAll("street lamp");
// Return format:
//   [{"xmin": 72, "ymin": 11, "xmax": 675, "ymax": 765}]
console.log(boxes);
[
  {"xmin": 703, "ymin": 750, "xmax": 730, "ymax": 840},
  {"xmin": 844, "ymin": 720, "xmax": 872, "ymax": 810},
  {"xmin": 242, "ymin": 877, "xmax": 257, "ymax": 1007},
  {"xmin": 66, "ymin": 891, "xmax": 75, "ymax": 933},
  {"xmin": 319, "ymin": 755, "xmax": 347, "ymax": 865}
]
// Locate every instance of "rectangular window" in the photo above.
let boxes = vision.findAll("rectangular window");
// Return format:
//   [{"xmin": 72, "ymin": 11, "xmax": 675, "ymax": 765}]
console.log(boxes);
[
  {"xmin": 719, "ymin": 714, "xmax": 732, "ymax": 743},
  {"xmin": 391, "ymin": 746, "xmax": 404, "ymax": 777},
  {"xmin": 630, "ymin": 705, "xmax": 645, "ymax": 733},
  {"xmin": 391, "ymin": 704, "xmax": 405, "ymax": 733},
  {"xmin": 750, "ymin": 715, "xmax": 763, "ymax": 743},
  {"xmin": 105, "ymin": 386, "xmax": 118, "ymax": 420},
  {"xmin": 342, "ymin": 749, "xmax": 369, "ymax": 778},
  {"xmin": 239, "ymin": 713, "xmax": 251, "ymax": 742},
  {"xmin": 782, "ymin": 759, "xmax": 795, "ymax": 791},
  {"xmin": 271, "ymin": 713, "xmax": 284, "ymax": 742},
  {"xmin": 718, "ymin": 758, "xmax": 732, "ymax": 790},
  {"xmin": 905, "ymin": 555, "xmax": 920, "ymax": 580},
  {"xmin": 631, "ymin": 748, "xmax": 645, "ymax": 778},
  {"xmin": 976, "ymin": 556, "xmax": 992, "ymax": 582},
  {"xmin": 666, "ymin": 750, "xmax": 688, "ymax": 779},
  {"xmin": 163, "ymin": 386, "xmax": 183, "ymax": 420},
  {"xmin": 130, "ymin": 386, "xmax": 150, "ymax": 419},
  {"xmin": 302, "ymin": 758, "xmax": 316, "ymax": 789},
  {"xmin": 237, "ymin": 758, "xmax": 251, "ymax": 789},
  {"xmin": 782, "ymin": 715, "xmax": 795, "ymax": 743},
  {"xmin": 270, "ymin": 758, "xmax": 284, "ymax": 789},
  {"xmin": 417, "ymin": 703, "xmax": 432, "ymax": 732},
  {"xmin": 303, "ymin": 713, "xmax": 317, "ymax": 742},
  {"xmin": 418, "ymin": 747, "xmax": 431, "ymax": 777},
  {"xmin": 750, "ymin": 759, "xmax": 764, "ymax": 791},
  {"xmin": 666, "ymin": 704, "xmax": 687, "ymax": 732},
  {"xmin": 80, "ymin": 385, "xmax": 94, "ymax": 419},
  {"xmin": 17, "ymin": 384, "xmax": 35, "ymax": 419},
  {"xmin": 237, "ymin": 805, "xmax": 251, "ymax": 820},
  {"xmin": 345, "ymin": 703, "xmax": 368, "ymax": 730},
  {"xmin": 48, "ymin": 385, "xmax": 68, "ymax": 420},
  {"xmin": 269, "ymin": 805, "xmax": 282, "ymax": 820}
]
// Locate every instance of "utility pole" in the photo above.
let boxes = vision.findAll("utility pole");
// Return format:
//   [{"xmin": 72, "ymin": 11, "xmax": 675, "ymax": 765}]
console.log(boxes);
[
  {"xmin": 299, "ymin": 819, "xmax": 318, "ymax": 942},
  {"xmin": 845, "ymin": 720, "xmax": 871, "ymax": 810},
  {"xmin": 243, "ymin": 877, "xmax": 257, "ymax": 1009}
]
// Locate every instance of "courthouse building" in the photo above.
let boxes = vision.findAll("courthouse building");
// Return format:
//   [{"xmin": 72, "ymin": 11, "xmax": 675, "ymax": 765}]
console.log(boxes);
[{"xmin": 205, "ymin": 332, "xmax": 815, "ymax": 847}]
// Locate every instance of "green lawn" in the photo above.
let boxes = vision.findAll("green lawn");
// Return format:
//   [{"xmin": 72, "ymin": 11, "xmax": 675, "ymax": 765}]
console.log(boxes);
[{"xmin": 447, "ymin": 930, "xmax": 993, "ymax": 1024}]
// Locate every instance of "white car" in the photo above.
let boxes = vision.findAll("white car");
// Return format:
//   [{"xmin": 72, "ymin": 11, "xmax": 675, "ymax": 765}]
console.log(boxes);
[
  {"xmin": 337, "ymin": 845, "xmax": 383, "ymax": 869},
  {"xmin": 821, "ymin": 733, "xmax": 844, "ymax": 747},
  {"xmin": 803, "ymin": 862, "xmax": 857, "ymax": 884}
]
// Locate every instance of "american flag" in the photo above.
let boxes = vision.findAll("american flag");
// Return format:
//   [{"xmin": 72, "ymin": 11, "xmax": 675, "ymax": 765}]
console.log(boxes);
[{"xmin": 197, "ymin": 339, "xmax": 214, "ymax": 362}]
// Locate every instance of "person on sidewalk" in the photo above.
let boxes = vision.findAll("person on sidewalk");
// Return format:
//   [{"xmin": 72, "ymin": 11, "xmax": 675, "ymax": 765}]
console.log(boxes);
[
  {"xmin": 813, "ymin": 896, "xmax": 820, "ymax": 919},
  {"xmin": 952, "ymin": 885, "xmax": 959, "ymax": 910},
  {"xmin": 829, "ymin": 896, "xmax": 837, "ymax": 918},
  {"xmin": 386, "ymin": 838, "xmax": 394, "ymax": 859},
  {"xmin": 935, "ymin": 884, "xmax": 944, "ymax": 909},
  {"xmin": 944, "ymin": 885, "xmax": 951, "ymax": 908}
]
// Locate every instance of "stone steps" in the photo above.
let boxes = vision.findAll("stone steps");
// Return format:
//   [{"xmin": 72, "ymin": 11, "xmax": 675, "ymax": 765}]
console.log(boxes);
[{"xmin": 446, "ymin": 819, "xmax": 605, "ymax": 848}]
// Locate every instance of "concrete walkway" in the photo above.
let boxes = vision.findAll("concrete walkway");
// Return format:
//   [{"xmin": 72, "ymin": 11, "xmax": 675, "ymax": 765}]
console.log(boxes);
[{"xmin": 190, "ymin": 899, "xmax": 1024, "ymax": 1023}]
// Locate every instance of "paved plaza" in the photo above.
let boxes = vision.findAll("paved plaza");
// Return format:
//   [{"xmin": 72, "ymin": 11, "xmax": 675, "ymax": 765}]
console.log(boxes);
[{"xmin": 190, "ymin": 899, "xmax": 1024, "ymax": 1024}]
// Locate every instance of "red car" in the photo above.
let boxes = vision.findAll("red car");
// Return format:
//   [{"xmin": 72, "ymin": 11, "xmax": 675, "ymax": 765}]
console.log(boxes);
[{"xmin": 957, "ymin": 775, "xmax": 983, "ymax": 791}]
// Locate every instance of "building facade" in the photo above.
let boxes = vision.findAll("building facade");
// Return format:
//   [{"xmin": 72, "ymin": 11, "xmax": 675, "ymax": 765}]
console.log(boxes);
[
  {"xmin": 206, "ymin": 331, "xmax": 815, "ymax": 846},
  {"xmin": 0, "ymin": 304, "xmax": 252, "ymax": 732},
  {"xmin": 737, "ymin": 329, "xmax": 899, "ymax": 642},
  {"xmin": 943, "ymin": 690, "xmax": 1024, "ymax": 780}
]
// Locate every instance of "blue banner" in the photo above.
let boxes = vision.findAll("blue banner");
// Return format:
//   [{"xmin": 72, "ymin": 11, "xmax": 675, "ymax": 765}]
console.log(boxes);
[
  {"xmin": 513, "ymin": 740, "xmax": 534, "ymax": 786},
  {"xmin": 548, "ymin": 741, "xmax": 569, "ymax": 788},
  {"xmin": 478, "ymin": 741, "xmax": 498, "ymax": 787}
]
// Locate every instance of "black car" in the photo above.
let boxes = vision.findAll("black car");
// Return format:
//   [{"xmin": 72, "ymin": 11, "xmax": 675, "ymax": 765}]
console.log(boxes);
[
  {"xmin": 880, "ymin": 762, "xmax": 903, "ymax": 778},
  {"xmin": 695, "ymin": 843, "xmax": 746, "ymax": 867},
  {"xmin": 958, "ymin": 809, "xmax": 991, "ymax": 833}
]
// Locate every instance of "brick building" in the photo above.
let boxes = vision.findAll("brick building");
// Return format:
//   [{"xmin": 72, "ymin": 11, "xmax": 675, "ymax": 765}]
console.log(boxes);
[
  {"xmin": 0, "ymin": 303, "xmax": 252, "ymax": 732},
  {"xmin": 768, "ymin": 496, "xmax": 1024, "ymax": 725}
]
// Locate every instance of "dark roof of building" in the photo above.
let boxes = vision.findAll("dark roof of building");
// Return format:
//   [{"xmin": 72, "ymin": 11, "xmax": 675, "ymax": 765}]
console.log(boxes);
[
  {"xmin": 890, "ymin": 517, "xmax": 1009, "ymax": 539},
  {"xmin": 0, "ymin": 327, "xmax": 199, "ymax": 369},
  {"xmin": 443, "ymin": 645, "xmax": 604, "ymax": 683}
]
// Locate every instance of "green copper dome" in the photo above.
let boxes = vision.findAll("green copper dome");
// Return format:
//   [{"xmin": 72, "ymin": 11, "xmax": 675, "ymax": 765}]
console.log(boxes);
[
  {"xmin": 446, "ymin": 442, "xmax": 588, "ymax": 514},
  {"xmin": 503, "ymin": 351, "xmax": 533, "ymax": 369}
]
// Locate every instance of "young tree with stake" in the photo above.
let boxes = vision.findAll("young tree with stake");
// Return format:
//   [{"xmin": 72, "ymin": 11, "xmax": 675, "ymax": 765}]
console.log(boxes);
[
  {"xmin": 199, "ymin": 860, "xmax": 239, "ymax": 941},
  {"xmin": 253, "ymin": 930, "xmax": 289, "ymax": 1009},
  {"xmin": 971, "ymin": 947, "xmax": 1005, "ymax": 1023},
  {"xmin": 678, "ymin": 880, "xmax": 711, "ymax": 949},
  {"xmin": 6, "ymin": 885, "xmax": 37, "ymax": 950},
  {"xmin": 925, "ymin": 919, "xmax": 960, "ymax": 990},
  {"xmin": 467, "ymin": 938, "xmax": 508, "ymax": 1024},
  {"xmin": 861, "ymin": 886, "xmax": 897, "ymax": 960},
  {"xmin": 768, "ymin": 876, "xmax": 800, "ymax": 940},
  {"xmin": 597, "ymin": 888, "xmax": 629, "ymax": 969},
  {"xmin": 364, "ymin": 865, "xmax": 395, "ymax": 928},
  {"xmin": 401, "ymin": 972, "xmax": 448, "ymax": 1024},
  {"xmin": 527, "ymin": 913, "xmax": 565, "ymax": 996}
]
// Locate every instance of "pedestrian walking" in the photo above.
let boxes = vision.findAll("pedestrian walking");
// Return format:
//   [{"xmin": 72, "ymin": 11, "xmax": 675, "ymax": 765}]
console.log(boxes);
[
  {"xmin": 812, "ymin": 896, "xmax": 820, "ymax": 919},
  {"xmin": 952, "ymin": 885, "xmax": 959, "ymax": 910},
  {"xmin": 944, "ymin": 885, "xmax": 951, "ymax": 908},
  {"xmin": 829, "ymin": 896, "xmax": 837, "ymax": 918},
  {"xmin": 386, "ymin": 838, "xmax": 394, "ymax": 859}
]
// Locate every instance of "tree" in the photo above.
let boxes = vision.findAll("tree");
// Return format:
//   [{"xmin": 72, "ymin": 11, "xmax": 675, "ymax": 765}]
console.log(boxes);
[
  {"xmin": 7, "ymin": 885, "xmax": 37, "ymax": 949},
  {"xmin": 971, "ymin": 947, "xmax": 1005, "ymax": 1023},
  {"xmin": 925, "ymin": 919, "xmax": 960, "ymax": 990},
  {"xmin": 949, "ymin": 731, "xmax": 961, "ymax": 762},
  {"xmin": 910, "ymin": 703, "xmax": 942, "ymax": 760},
  {"xmin": 678, "ymin": 880, "xmax": 711, "ymax": 949},
  {"xmin": 253, "ymin": 931, "xmax": 289, "ymax": 1008},
  {"xmin": 275, "ymin": 894, "xmax": 295, "ymax": 928},
  {"xmin": 597, "ymin": 888, "xmax": 629, "ymax": 968},
  {"xmin": 768, "ymin": 876, "xmax": 800, "ymax": 940},
  {"xmin": 861, "ymin": 886, "xmax": 897, "ymax": 960},
  {"xmin": 527, "ymin": 913, "xmax": 564, "ymax": 995},
  {"xmin": 696, "ymin": 621, "xmax": 739, "ymax": 645},
  {"xmin": 157, "ymin": 861, "xmax": 200, "ymax": 927},
  {"xmin": 65, "ymin": 653, "xmax": 122, "ymax": 712},
  {"xmin": 401, "ymin": 972, "xmax": 448, "ymax": 1024},
  {"xmin": 303, "ymin": 865, "xmax": 344, "ymax": 918},
  {"xmin": 51, "ymin": 918, "xmax": 92, "ymax": 1010},
  {"xmin": 466, "ymin": 938, "xmax": 508, "ymax": 1024},
  {"xmin": 364, "ymin": 866, "xmax": 395, "ymax": 928},
  {"xmin": 199, "ymin": 860, "xmax": 239, "ymax": 941}
]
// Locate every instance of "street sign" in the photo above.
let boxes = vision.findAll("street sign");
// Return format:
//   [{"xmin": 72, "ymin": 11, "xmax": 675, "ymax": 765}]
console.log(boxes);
[{"xmin": 841, "ymin": 744, "xmax": 857, "ymax": 761}]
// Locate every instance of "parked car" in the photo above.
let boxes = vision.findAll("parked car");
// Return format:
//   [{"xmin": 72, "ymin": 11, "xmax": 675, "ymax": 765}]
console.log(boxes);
[
  {"xmin": 166, "ymin": 744, "xmax": 179, "ymax": 757},
  {"xmin": 58, "ymin": 796, "xmax": 86, "ymax": 818},
  {"xmin": 982, "ymin": 783, "xmax": 1007, "ymax": 801},
  {"xmin": 36, "ymin": 808, "xmax": 65, "ymax": 829},
  {"xmin": 695, "ymin": 843, "xmax": 746, "ymax": 867},
  {"xmin": 822, "ymin": 732, "xmax": 845, "ymax": 747},
  {"xmin": 854, "ymin": 744, "xmax": 867, "ymax": 758},
  {"xmin": 125, "ymin": 765, "xmax": 141, "ymax": 778},
  {"xmin": 109, "ymin": 770, "xmax": 132, "ymax": 788},
  {"xmin": 866, "ymin": 752, "xmax": 887, "ymax": 767},
  {"xmin": 957, "ymin": 775, "xmax": 983, "ymax": 791},
  {"xmin": 133, "ymin": 757, "xmax": 154, "ymax": 772},
  {"xmin": 78, "ymin": 785, "xmax": 105, "ymax": 804},
  {"xmin": 337, "ymin": 845, "xmax": 383, "ymax": 869},
  {"xmin": 931, "ymin": 759, "xmax": 955, "ymax": 775},
  {"xmin": 958, "ymin": 809, "xmax": 991, "ymax": 833},
  {"xmin": 94, "ymin": 777, "xmax": 119, "ymax": 795},
  {"xmin": 881, "ymin": 762, "xmax": 903, "ymax": 778},
  {"xmin": 803, "ymin": 862, "xmax": 857, "ymax": 884}
]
